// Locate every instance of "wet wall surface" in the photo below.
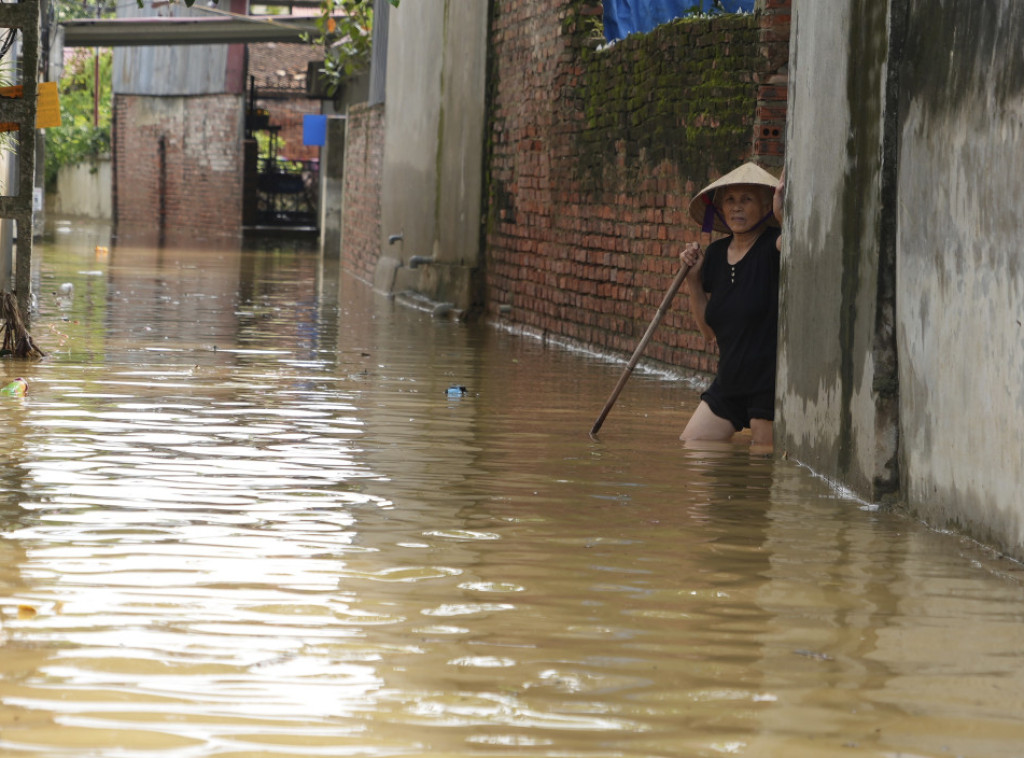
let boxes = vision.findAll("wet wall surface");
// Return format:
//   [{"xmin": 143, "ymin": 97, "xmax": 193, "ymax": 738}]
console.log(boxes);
[
  {"xmin": 896, "ymin": 0, "xmax": 1024, "ymax": 551},
  {"xmin": 1, "ymin": 222, "xmax": 1023, "ymax": 757}
]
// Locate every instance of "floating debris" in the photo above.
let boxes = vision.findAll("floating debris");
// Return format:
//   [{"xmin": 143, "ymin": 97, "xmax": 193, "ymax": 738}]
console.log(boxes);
[
  {"xmin": 446, "ymin": 385, "xmax": 467, "ymax": 398},
  {"xmin": 793, "ymin": 649, "xmax": 834, "ymax": 662},
  {"xmin": 0, "ymin": 378, "xmax": 27, "ymax": 397}
]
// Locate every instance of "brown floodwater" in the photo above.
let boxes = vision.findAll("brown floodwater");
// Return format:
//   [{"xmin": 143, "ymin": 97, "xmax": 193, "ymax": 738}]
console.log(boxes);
[{"xmin": 1, "ymin": 221, "xmax": 1023, "ymax": 758}]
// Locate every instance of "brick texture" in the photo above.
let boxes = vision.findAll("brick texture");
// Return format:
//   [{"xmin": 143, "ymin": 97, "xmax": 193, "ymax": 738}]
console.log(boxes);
[
  {"xmin": 114, "ymin": 93, "xmax": 245, "ymax": 243},
  {"xmin": 484, "ymin": 1, "xmax": 790, "ymax": 374},
  {"xmin": 341, "ymin": 102, "xmax": 384, "ymax": 283}
]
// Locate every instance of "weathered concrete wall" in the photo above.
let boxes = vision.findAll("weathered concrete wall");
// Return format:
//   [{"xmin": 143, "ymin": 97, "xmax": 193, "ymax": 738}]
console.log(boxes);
[
  {"xmin": 780, "ymin": 0, "xmax": 1024, "ymax": 556},
  {"xmin": 319, "ymin": 117, "xmax": 346, "ymax": 262},
  {"xmin": 895, "ymin": 0, "xmax": 1024, "ymax": 554},
  {"xmin": 53, "ymin": 157, "xmax": 112, "ymax": 220},
  {"xmin": 776, "ymin": 0, "xmax": 898, "ymax": 501},
  {"xmin": 378, "ymin": 0, "xmax": 489, "ymax": 311}
]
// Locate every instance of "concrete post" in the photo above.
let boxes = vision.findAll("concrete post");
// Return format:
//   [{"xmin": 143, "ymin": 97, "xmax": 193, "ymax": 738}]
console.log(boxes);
[
  {"xmin": 368, "ymin": 0, "xmax": 389, "ymax": 106},
  {"xmin": 0, "ymin": 0, "xmax": 39, "ymax": 310},
  {"xmin": 32, "ymin": 0, "xmax": 48, "ymax": 239},
  {"xmin": 318, "ymin": 115, "xmax": 346, "ymax": 262},
  {"xmin": 776, "ymin": 0, "xmax": 898, "ymax": 501}
]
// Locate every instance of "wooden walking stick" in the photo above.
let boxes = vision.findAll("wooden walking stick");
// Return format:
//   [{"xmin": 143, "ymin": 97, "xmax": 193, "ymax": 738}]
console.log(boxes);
[{"xmin": 590, "ymin": 261, "xmax": 692, "ymax": 436}]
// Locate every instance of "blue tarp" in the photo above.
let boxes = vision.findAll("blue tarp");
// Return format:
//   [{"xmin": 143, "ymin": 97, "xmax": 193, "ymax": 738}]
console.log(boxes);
[{"xmin": 603, "ymin": 0, "xmax": 757, "ymax": 42}]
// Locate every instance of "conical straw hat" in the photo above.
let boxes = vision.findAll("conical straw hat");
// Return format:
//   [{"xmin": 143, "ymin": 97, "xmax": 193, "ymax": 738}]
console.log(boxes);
[{"xmin": 688, "ymin": 162, "xmax": 780, "ymax": 233}]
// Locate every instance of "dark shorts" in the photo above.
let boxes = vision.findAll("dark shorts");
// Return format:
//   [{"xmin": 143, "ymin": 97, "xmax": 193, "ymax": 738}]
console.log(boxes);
[{"xmin": 701, "ymin": 379, "xmax": 775, "ymax": 432}]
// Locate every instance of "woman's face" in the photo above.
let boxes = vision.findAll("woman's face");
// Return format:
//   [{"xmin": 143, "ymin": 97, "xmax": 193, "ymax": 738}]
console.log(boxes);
[{"xmin": 718, "ymin": 184, "xmax": 771, "ymax": 235}]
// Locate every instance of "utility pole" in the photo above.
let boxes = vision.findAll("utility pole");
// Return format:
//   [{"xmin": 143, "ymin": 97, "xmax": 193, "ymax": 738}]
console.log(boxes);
[
  {"xmin": 34, "ymin": 0, "xmax": 50, "ymax": 239},
  {"xmin": 94, "ymin": 1, "xmax": 100, "ymax": 126},
  {"xmin": 0, "ymin": 0, "xmax": 40, "ymax": 313},
  {"xmin": 368, "ymin": 0, "xmax": 389, "ymax": 106},
  {"xmin": 0, "ymin": 28, "xmax": 18, "ymax": 291}
]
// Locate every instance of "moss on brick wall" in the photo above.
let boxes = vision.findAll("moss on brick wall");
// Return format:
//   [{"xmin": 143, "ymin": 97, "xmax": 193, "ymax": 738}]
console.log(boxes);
[{"xmin": 574, "ymin": 14, "xmax": 760, "ymax": 185}]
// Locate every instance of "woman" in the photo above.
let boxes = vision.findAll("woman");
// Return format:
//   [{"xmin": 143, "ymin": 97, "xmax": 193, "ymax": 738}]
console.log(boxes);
[{"xmin": 678, "ymin": 162, "xmax": 783, "ymax": 448}]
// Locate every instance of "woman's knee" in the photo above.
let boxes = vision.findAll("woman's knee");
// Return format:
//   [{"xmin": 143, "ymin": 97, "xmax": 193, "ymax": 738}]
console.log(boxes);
[{"xmin": 681, "ymin": 401, "xmax": 737, "ymax": 441}]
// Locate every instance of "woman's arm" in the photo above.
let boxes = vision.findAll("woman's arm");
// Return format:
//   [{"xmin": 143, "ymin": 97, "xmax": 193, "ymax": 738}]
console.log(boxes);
[
  {"xmin": 680, "ymin": 242, "xmax": 716, "ymax": 345},
  {"xmin": 773, "ymin": 169, "xmax": 785, "ymax": 251}
]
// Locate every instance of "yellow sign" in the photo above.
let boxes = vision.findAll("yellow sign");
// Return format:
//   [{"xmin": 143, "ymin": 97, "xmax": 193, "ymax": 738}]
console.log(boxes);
[
  {"xmin": 36, "ymin": 81, "xmax": 61, "ymax": 128},
  {"xmin": 0, "ymin": 81, "xmax": 62, "ymax": 132}
]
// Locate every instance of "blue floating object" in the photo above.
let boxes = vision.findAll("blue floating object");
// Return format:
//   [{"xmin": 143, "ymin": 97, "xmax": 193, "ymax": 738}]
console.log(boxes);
[{"xmin": 446, "ymin": 385, "xmax": 467, "ymax": 398}]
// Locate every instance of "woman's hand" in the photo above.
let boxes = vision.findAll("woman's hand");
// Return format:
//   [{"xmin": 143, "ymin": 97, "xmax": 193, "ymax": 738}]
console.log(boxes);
[
  {"xmin": 680, "ymin": 242, "xmax": 704, "ymax": 288},
  {"xmin": 773, "ymin": 168, "xmax": 785, "ymax": 224},
  {"xmin": 773, "ymin": 169, "xmax": 786, "ymax": 251}
]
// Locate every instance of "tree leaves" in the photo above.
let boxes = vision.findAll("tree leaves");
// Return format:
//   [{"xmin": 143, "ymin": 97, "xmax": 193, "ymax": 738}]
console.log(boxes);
[
  {"xmin": 44, "ymin": 49, "xmax": 111, "ymax": 191},
  {"xmin": 309, "ymin": 0, "xmax": 400, "ymax": 94}
]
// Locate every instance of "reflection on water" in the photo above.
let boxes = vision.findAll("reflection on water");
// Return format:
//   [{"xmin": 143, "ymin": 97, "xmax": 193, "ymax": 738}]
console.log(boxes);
[{"xmin": 1, "ymin": 221, "xmax": 1023, "ymax": 757}]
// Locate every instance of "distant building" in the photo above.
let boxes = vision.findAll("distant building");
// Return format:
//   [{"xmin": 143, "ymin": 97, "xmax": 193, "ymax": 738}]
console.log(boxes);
[
  {"xmin": 111, "ymin": 2, "xmax": 325, "ymax": 242},
  {"xmin": 248, "ymin": 42, "xmax": 323, "ymax": 164}
]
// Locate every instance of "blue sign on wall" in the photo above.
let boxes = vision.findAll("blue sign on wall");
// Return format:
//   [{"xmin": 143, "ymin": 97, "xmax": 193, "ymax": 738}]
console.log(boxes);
[
  {"xmin": 303, "ymin": 114, "xmax": 328, "ymax": 147},
  {"xmin": 603, "ymin": 0, "xmax": 757, "ymax": 42}
]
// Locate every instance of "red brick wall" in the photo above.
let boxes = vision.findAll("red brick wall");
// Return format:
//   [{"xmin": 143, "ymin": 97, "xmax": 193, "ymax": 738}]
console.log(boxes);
[
  {"xmin": 484, "ymin": 1, "xmax": 791, "ymax": 375},
  {"xmin": 753, "ymin": 0, "xmax": 791, "ymax": 166},
  {"xmin": 341, "ymin": 103, "xmax": 384, "ymax": 283},
  {"xmin": 114, "ymin": 93, "xmax": 244, "ymax": 243}
]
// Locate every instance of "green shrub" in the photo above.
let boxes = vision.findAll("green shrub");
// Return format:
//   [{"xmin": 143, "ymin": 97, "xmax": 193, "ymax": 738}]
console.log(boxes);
[{"xmin": 44, "ymin": 48, "xmax": 111, "ymax": 192}]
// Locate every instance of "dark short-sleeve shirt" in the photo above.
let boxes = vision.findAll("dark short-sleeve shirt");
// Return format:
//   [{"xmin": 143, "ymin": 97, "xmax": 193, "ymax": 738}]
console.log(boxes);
[{"xmin": 701, "ymin": 227, "xmax": 781, "ymax": 397}]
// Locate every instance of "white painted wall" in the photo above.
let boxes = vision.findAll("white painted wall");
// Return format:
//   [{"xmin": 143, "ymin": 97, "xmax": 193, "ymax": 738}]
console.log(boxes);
[{"xmin": 52, "ymin": 157, "xmax": 112, "ymax": 220}]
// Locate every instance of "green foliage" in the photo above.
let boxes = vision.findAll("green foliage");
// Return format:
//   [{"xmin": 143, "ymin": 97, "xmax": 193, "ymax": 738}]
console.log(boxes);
[
  {"xmin": 46, "ymin": 4, "xmax": 114, "ymax": 190},
  {"xmin": 310, "ymin": 0, "xmax": 401, "ymax": 95},
  {"xmin": 44, "ymin": 49, "xmax": 111, "ymax": 192},
  {"xmin": 55, "ymin": 1, "xmax": 115, "ymax": 22}
]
